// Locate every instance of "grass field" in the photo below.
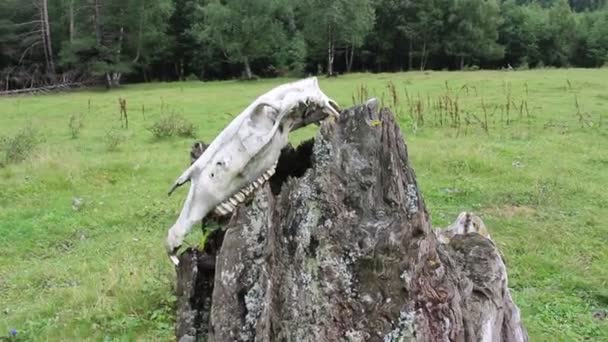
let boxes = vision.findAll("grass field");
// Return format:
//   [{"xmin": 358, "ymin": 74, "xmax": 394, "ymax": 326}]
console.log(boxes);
[{"xmin": 0, "ymin": 69, "xmax": 607, "ymax": 341}]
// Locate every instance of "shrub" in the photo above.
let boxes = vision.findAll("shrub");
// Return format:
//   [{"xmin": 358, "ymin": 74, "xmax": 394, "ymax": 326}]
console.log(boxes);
[
  {"xmin": 68, "ymin": 114, "xmax": 84, "ymax": 139},
  {"xmin": 148, "ymin": 113, "xmax": 196, "ymax": 139},
  {"xmin": 463, "ymin": 64, "xmax": 480, "ymax": 71},
  {"xmin": 185, "ymin": 73, "xmax": 200, "ymax": 81},
  {"xmin": 260, "ymin": 65, "xmax": 279, "ymax": 78},
  {"xmin": 104, "ymin": 128, "xmax": 127, "ymax": 151},
  {"xmin": 536, "ymin": 60, "xmax": 545, "ymax": 69},
  {"xmin": 517, "ymin": 61, "xmax": 530, "ymax": 71},
  {"xmin": 174, "ymin": 118, "xmax": 196, "ymax": 138},
  {"xmin": 0, "ymin": 126, "xmax": 42, "ymax": 167},
  {"xmin": 239, "ymin": 73, "xmax": 259, "ymax": 81}
]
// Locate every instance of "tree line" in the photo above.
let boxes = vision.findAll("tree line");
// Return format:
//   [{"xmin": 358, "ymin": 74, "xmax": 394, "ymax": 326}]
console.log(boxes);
[{"xmin": 0, "ymin": 0, "xmax": 607, "ymax": 90}]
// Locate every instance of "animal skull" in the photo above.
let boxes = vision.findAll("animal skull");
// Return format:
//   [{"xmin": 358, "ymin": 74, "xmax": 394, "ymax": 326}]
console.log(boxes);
[{"xmin": 166, "ymin": 77, "xmax": 340, "ymax": 265}]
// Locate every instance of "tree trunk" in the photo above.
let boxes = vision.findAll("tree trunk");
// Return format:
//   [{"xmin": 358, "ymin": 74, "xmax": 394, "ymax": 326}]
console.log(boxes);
[
  {"xmin": 132, "ymin": 0, "xmax": 145, "ymax": 64},
  {"xmin": 175, "ymin": 101, "xmax": 528, "ymax": 342},
  {"xmin": 40, "ymin": 0, "xmax": 55, "ymax": 76},
  {"xmin": 116, "ymin": 24, "xmax": 124, "ymax": 60},
  {"xmin": 69, "ymin": 0, "xmax": 75, "ymax": 43},
  {"xmin": 243, "ymin": 57, "xmax": 253, "ymax": 80},
  {"xmin": 344, "ymin": 47, "xmax": 349, "ymax": 73},
  {"xmin": 180, "ymin": 59, "xmax": 184, "ymax": 81},
  {"xmin": 460, "ymin": 55, "xmax": 465, "ymax": 70},
  {"xmin": 420, "ymin": 40, "xmax": 427, "ymax": 71},
  {"xmin": 93, "ymin": 0, "xmax": 102, "ymax": 46},
  {"xmin": 42, "ymin": 0, "xmax": 54, "ymax": 75},
  {"xmin": 327, "ymin": 29, "xmax": 335, "ymax": 77},
  {"xmin": 408, "ymin": 39, "xmax": 413, "ymax": 71},
  {"xmin": 347, "ymin": 44, "xmax": 355, "ymax": 73},
  {"xmin": 104, "ymin": 22, "xmax": 124, "ymax": 88},
  {"xmin": 105, "ymin": 72, "xmax": 121, "ymax": 88}
]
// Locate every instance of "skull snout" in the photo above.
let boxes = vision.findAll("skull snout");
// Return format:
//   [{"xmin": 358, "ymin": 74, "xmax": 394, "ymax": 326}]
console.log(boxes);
[{"xmin": 166, "ymin": 229, "xmax": 183, "ymax": 266}]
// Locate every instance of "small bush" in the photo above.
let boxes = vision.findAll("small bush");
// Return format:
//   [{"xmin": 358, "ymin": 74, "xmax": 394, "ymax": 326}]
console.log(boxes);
[
  {"xmin": 68, "ymin": 114, "xmax": 84, "ymax": 139},
  {"xmin": 239, "ymin": 74, "xmax": 259, "ymax": 81},
  {"xmin": 517, "ymin": 62, "xmax": 530, "ymax": 71},
  {"xmin": 148, "ymin": 113, "xmax": 196, "ymax": 139},
  {"xmin": 260, "ymin": 65, "xmax": 279, "ymax": 78},
  {"xmin": 104, "ymin": 128, "xmax": 127, "ymax": 151},
  {"xmin": 174, "ymin": 119, "xmax": 196, "ymax": 138},
  {"xmin": 185, "ymin": 73, "xmax": 200, "ymax": 81},
  {"xmin": 0, "ymin": 126, "xmax": 42, "ymax": 167}
]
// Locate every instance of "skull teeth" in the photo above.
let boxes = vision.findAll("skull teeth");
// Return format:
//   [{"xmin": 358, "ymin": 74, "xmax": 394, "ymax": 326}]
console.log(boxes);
[
  {"xmin": 214, "ymin": 206, "xmax": 228, "ymax": 216},
  {"xmin": 221, "ymin": 202, "xmax": 234, "ymax": 212},
  {"xmin": 211, "ymin": 163, "xmax": 277, "ymax": 217}
]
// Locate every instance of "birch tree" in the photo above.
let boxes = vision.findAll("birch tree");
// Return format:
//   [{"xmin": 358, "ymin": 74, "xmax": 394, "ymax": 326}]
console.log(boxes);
[{"xmin": 194, "ymin": 0, "xmax": 287, "ymax": 79}]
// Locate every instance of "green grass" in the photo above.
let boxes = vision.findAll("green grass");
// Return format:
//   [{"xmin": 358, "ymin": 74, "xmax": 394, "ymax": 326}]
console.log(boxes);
[{"xmin": 0, "ymin": 70, "xmax": 607, "ymax": 340}]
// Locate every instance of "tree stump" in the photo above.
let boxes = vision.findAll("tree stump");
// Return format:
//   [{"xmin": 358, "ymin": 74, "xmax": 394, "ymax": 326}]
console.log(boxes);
[{"xmin": 175, "ymin": 101, "xmax": 528, "ymax": 342}]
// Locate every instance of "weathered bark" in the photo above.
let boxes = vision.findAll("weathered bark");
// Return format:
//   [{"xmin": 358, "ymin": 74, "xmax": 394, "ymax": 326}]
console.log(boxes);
[{"xmin": 175, "ymin": 102, "xmax": 527, "ymax": 342}]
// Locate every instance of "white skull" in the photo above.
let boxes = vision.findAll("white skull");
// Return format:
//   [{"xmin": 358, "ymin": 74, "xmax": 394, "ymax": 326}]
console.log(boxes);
[{"xmin": 166, "ymin": 77, "xmax": 340, "ymax": 265}]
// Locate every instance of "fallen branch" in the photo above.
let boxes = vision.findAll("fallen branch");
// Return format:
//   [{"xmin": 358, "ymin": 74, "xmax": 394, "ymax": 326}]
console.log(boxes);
[{"xmin": 0, "ymin": 82, "xmax": 85, "ymax": 96}]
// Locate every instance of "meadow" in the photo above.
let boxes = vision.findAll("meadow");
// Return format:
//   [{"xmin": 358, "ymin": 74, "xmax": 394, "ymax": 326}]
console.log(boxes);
[{"xmin": 0, "ymin": 69, "xmax": 606, "ymax": 341}]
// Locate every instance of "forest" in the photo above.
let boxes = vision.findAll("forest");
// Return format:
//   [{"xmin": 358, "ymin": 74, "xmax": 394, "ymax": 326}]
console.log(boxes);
[{"xmin": 1, "ymin": 0, "xmax": 607, "ymax": 89}]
